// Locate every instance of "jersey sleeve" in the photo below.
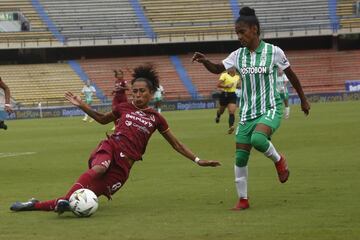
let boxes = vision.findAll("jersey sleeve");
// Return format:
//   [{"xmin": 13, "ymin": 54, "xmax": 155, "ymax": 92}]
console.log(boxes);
[
  {"xmin": 219, "ymin": 73, "xmax": 226, "ymax": 82},
  {"xmin": 156, "ymin": 113, "xmax": 169, "ymax": 133},
  {"xmin": 112, "ymin": 102, "xmax": 126, "ymax": 118},
  {"xmin": 274, "ymin": 46, "xmax": 290, "ymax": 70},
  {"xmin": 222, "ymin": 50, "xmax": 238, "ymax": 70}
]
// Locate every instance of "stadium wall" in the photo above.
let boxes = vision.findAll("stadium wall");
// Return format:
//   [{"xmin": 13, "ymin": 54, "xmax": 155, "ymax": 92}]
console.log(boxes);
[
  {"xmin": 5, "ymin": 92, "xmax": 360, "ymax": 120},
  {"xmin": 7, "ymin": 99, "xmax": 217, "ymax": 120}
]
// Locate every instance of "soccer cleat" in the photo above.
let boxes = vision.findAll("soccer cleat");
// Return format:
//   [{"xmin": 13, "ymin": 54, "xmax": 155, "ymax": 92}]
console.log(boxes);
[
  {"xmin": 54, "ymin": 199, "xmax": 71, "ymax": 215},
  {"xmin": 231, "ymin": 198, "xmax": 249, "ymax": 211},
  {"xmin": 10, "ymin": 198, "xmax": 39, "ymax": 211},
  {"xmin": 228, "ymin": 126, "xmax": 235, "ymax": 134},
  {"xmin": 275, "ymin": 154, "xmax": 290, "ymax": 183},
  {"xmin": 0, "ymin": 121, "xmax": 7, "ymax": 130},
  {"xmin": 215, "ymin": 116, "xmax": 220, "ymax": 123}
]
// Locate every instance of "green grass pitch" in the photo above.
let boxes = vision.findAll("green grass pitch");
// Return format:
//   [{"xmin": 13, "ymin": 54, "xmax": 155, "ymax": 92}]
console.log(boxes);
[{"xmin": 0, "ymin": 101, "xmax": 359, "ymax": 240}]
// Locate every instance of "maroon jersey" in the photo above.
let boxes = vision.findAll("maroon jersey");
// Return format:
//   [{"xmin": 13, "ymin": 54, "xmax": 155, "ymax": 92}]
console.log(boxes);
[{"xmin": 111, "ymin": 102, "xmax": 169, "ymax": 160}]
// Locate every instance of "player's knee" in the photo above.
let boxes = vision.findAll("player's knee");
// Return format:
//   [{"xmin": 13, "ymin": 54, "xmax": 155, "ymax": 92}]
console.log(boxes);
[
  {"xmin": 250, "ymin": 131, "xmax": 269, "ymax": 152},
  {"xmin": 235, "ymin": 149, "xmax": 250, "ymax": 167}
]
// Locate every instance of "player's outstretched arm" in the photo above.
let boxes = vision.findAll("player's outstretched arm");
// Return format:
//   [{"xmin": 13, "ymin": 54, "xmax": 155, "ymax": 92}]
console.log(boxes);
[
  {"xmin": 284, "ymin": 67, "xmax": 310, "ymax": 115},
  {"xmin": 161, "ymin": 129, "xmax": 221, "ymax": 167},
  {"xmin": 65, "ymin": 91, "xmax": 115, "ymax": 124},
  {"xmin": 192, "ymin": 52, "xmax": 225, "ymax": 74}
]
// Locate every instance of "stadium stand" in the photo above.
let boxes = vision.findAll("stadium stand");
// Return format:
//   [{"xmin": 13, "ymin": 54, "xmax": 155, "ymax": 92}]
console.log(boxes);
[
  {"xmin": 0, "ymin": 63, "xmax": 97, "ymax": 107},
  {"xmin": 178, "ymin": 53, "xmax": 227, "ymax": 98},
  {"xmin": 79, "ymin": 56, "xmax": 191, "ymax": 101},
  {"xmin": 235, "ymin": 0, "xmax": 331, "ymax": 32},
  {"xmin": 0, "ymin": 50, "xmax": 359, "ymax": 108},
  {"xmin": 141, "ymin": 0, "xmax": 333, "ymax": 38},
  {"xmin": 0, "ymin": 0, "xmax": 54, "ymax": 44},
  {"xmin": 140, "ymin": 0, "xmax": 235, "ymax": 37},
  {"xmin": 38, "ymin": 0, "xmax": 147, "ymax": 41},
  {"xmin": 182, "ymin": 49, "xmax": 360, "ymax": 96},
  {"xmin": 287, "ymin": 49, "xmax": 360, "ymax": 93},
  {"xmin": 337, "ymin": 0, "xmax": 360, "ymax": 29},
  {"xmin": 77, "ymin": 49, "xmax": 360, "ymax": 101}
]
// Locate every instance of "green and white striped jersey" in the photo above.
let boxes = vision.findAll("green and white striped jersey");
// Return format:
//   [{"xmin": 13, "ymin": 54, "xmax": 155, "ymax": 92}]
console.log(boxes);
[{"xmin": 223, "ymin": 40, "xmax": 290, "ymax": 122}]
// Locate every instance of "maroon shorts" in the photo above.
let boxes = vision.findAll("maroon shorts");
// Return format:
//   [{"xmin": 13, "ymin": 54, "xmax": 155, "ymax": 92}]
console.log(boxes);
[{"xmin": 88, "ymin": 139, "xmax": 132, "ymax": 199}]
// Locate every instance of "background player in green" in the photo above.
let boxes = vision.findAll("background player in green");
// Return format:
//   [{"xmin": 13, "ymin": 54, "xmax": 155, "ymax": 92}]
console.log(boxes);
[
  {"xmin": 81, "ymin": 80, "xmax": 96, "ymax": 122},
  {"xmin": 192, "ymin": 6, "xmax": 310, "ymax": 210},
  {"xmin": 153, "ymin": 84, "xmax": 164, "ymax": 113},
  {"xmin": 277, "ymin": 68, "xmax": 290, "ymax": 119}
]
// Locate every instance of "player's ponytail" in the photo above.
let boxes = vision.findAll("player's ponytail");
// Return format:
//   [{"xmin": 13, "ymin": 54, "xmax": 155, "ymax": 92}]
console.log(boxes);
[
  {"xmin": 236, "ymin": 6, "xmax": 260, "ymax": 36},
  {"xmin": 132, "ymin": 64, "xmax": 159, "ymax": 93}
]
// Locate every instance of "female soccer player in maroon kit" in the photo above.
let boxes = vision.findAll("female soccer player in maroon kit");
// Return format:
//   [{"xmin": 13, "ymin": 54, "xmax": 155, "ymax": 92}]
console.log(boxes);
[
  {"xmin": 111, "ymin": 69, "xmax": 129, "ymax": 130},
  {"xmin": 112, "ymin": 69, "xmax": 129, "ymax": 106},
  {"xmin": 10, "ymin": 64, "xmax": 221, "ymax": 214}
]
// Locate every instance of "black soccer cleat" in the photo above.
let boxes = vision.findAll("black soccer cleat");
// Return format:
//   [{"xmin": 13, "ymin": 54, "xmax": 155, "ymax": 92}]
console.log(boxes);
[
  {"xmin": 10, "ymin": 198, "xmax": 39, "ymax": 211},
  {"xmin": 54, "ymin": 199, "xmax": 71, "ymax": 215},
  {"xmin": 0, "ymin": 121, "xmax": 7, "ymax": 130}
]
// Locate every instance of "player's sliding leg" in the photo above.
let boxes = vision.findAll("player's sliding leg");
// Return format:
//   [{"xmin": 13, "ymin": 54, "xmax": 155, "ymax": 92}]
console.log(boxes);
[
  {"xmin": 10, "ymin": 198, "xmax": 39, "ymax": 211},
  {"xmin": 10, "ymin": 155, "xmax": 109, "ymax": 213},
  {"xmin": 250, "ymin": 131, "xmax": 289, "ymax": 183},
  {"xmin": 10, "ymin": 167, "xmax": 104, "ymax": 213},
  {"xmin": 232, "ymin": 149, "xmax": 250, "ymax": 210}
]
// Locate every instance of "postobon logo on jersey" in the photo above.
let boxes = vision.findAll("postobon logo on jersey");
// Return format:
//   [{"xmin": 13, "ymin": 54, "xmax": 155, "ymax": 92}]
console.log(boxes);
[{"xmin": 240, "ymin": 66, "xmax": 267, "ymax": 75}]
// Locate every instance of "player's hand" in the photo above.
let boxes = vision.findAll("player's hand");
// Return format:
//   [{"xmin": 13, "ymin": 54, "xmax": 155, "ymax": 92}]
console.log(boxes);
[
  {"xmin": 115, "ymin": 84, "xmax": 126, "ymax": 91},
  {"xmin": 197, "ymin": 159, "xmax": 221, "ymax": 167},
  {"xmin": 301, "ymin": 100, "xmax": 310, "ymax": 116},
  {"xmin": 4, "ymin": 104, "xmax": 13, "ymax": 113},
  {"xmin": 192, "ymin": 52, "xmax": 207, "ymax": 63},
  {"xmin": 65, "ymin": 91, "xmax": 83, "ymax": 106}
]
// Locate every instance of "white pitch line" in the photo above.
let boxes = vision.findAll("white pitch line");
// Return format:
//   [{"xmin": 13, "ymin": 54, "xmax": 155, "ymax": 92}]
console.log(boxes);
[{"xmin": 0, "ymin": 152, "xmax": 37, "ymax": 158}]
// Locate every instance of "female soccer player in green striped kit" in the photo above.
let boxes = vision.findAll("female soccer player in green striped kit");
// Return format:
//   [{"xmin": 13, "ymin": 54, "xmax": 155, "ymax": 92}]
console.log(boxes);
[{"xmin": 192, "ymin": 6, "xmax": 310, "ymax": 210}]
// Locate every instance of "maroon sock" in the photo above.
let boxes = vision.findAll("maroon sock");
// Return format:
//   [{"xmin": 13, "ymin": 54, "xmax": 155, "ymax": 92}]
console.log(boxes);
[
  {"xmin": 34, "ymin": 199, "xmax": 59, "ymax": 211},
  {"xmin": 33, "ymin": 169, "xmax": 100, "ymax": 211},
  {"xmin": 64, "ymin": 169, "xmax": 99, "ymax": 200}
]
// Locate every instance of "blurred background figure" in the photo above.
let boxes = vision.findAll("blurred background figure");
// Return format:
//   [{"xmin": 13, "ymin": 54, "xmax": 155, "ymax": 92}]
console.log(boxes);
[
  {"xmin": 111, "ymin": 69, "xmax": 129, "ymax": 130},
  {"xmin": 81, "ymin": 80, "xmax": 96, "ymax": 122},
  {"xmin": 153, "ymin": 84, "xmax": 164, "ymax": 113},
  {"xmin": 0, "ymin": 77, "xmax": 13, "ymax": 130},
  {"xmin": 277, "ymin": 68, "xmax": 290, "ymax": 119},
  {"xmin": 216, "ymin": 67, "xmax": 240, "ymax": 134}
]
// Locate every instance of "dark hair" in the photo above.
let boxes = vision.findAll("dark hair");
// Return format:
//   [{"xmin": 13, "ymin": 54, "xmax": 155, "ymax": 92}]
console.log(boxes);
[
  {"xmin": 236, "ymin": 7, "xmax": 260, "ymax": 36},
  {"xmin": 131, "ymin": 64, "xmax": 159, "ymax": 92}
]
